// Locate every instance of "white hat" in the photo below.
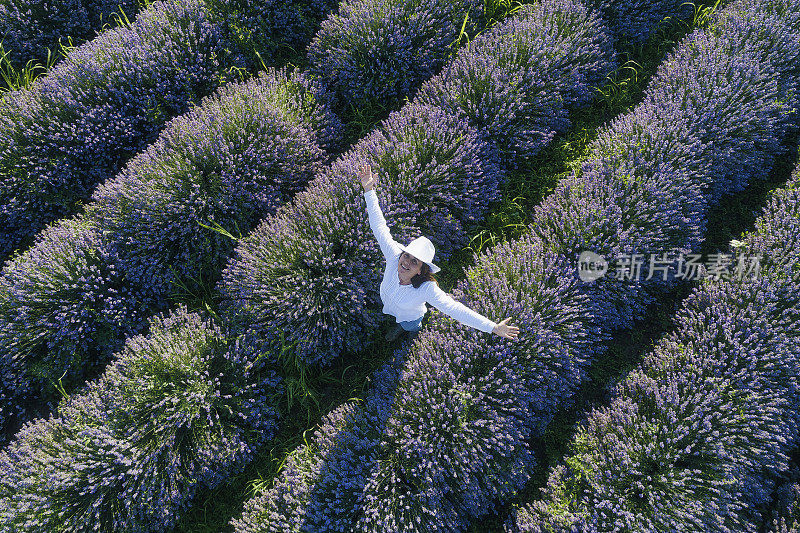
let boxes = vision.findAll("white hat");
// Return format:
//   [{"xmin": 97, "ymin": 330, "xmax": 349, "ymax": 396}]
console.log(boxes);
[{"xmin": 399, "ymin": 236, "xmax": 440, "ymax": 274}]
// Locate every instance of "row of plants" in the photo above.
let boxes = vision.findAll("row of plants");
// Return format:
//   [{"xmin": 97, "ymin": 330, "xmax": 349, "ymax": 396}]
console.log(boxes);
[
  {"xmin": 0, "ymin": 0, "xmax": 672, "ymax": 527},
  {"xmin": 0, "ymin": 0, "xmax": 342, "ymax": 263},
  {"xmin": 510, "ymin": 149, "xmax": 800, "ymax": 530},
  {"xmin": 0, "ymin": 0, "xmax": 496, "ymax": 441},
  {"xmin": 228, "ymin": 0, "xmax": 800, "ymax": 530},
  {"xmin": 0, "ymin": 0, "xmax": 142, "ymax": 71}
]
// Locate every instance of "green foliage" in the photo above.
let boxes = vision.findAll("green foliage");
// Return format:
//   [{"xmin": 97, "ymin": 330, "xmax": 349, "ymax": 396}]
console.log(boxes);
[
  {"xmin": 104, "ymin": 0, "xmax": 150, "ymax": 30},
  {"xmin": 691, "ymin": 0, "xmax": 724, "ymax": 29},
  {"xmin": 0, "ymin": 41, "xmax": 63, "ymax": 95},
  {"xmin": 341, "ymin": 96, "xmax": 390, "ymax": 148}
]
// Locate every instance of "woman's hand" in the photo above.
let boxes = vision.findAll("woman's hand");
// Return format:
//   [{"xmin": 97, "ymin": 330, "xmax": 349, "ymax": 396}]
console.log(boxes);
[
  {"xmin": 358, "ymin": 163, "xmax": 377, "ymax": 191},
  {"xmin": 492, "ymin": 318, "xmax": 520, "ymax": 340}
]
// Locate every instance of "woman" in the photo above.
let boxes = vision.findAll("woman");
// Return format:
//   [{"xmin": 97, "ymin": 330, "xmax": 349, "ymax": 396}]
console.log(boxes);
[{"xmin": 359, "ymin": 163, "xmax": 520, "ymax": 342}]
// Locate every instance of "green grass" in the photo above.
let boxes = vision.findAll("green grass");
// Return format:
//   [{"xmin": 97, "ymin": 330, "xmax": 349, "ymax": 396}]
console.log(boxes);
[{"xmin": 0, "ymin": 41, "xmax": 64, "ymax": 96}]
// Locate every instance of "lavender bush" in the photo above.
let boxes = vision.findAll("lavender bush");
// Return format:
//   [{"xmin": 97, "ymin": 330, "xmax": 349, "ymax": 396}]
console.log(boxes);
[
  {"xmin": 415, "ymin": 0, "xmax": 616, "ymax": 170},
  {"xmin": 231, "ymin": 0, "xmax": 800, "ymax": 529},
  {"xmin": 632, "ymin": 1, "xmax": 795, "ymax": 202},
  {"xmin": 219, "ymin": 0, "xmax": 618, "ymax": 366},
  {"xmin": 0, "ymin": 215, "xmax": 151, "ymax": 440},
  {"xmin": 708, "ymin": 0, "xmax": 800, "ymax": 139},
  {"xmin": 0, "ymin": 0, "xmax": 141, "ymax": 69},
  {"xmin": 530, "ymin": 159, "xmax": 706, "ymax": 330},
  {"xmin": 510, "ymin": 153, "xmax": 800, "ymax": 532},
  {"xmin": 307, "ymin": 0, "xmax": 484, "ymax": 120},
  {"xmin": 219, "ymin": 102, "xmax": 501, "ymax": 365},
  {"xmin": 87, "ymin": 66, "xmax": 341, "ymax": 303},
  {"xmin": 0, "ymin": 0, "xmax": 336, "ymax": 263},
  {"xmin": 0, "ymin": 306, "xmax": 281, "ymax": 531}
]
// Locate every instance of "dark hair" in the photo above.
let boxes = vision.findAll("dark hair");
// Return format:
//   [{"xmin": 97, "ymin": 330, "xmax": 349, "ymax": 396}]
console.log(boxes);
[{"xmin": 410, "ymin": 261, "xmax": 436, "ymax": 288}]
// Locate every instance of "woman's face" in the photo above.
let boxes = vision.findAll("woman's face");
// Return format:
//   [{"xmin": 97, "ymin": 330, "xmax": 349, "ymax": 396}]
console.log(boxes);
[{"xmin": 398, "ymin": 251, "xmax": 423, "ymax": 284}]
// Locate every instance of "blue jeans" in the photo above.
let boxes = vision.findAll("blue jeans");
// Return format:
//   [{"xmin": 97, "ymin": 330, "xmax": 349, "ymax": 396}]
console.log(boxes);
[{"xmin": 398, "ymin": 315, "xmax": 424, "ymax": 332}]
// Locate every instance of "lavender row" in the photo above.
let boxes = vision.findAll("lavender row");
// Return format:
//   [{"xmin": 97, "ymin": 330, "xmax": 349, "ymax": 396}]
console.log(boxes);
[
  {"xmin": 218, "ymin": 0, "xmax": 618, "ymax": 366},
  {"xmin": 0, "ymin": 66, "xmax": 340, "ymax": 442},
  {"xmin": 510, "ymin": 154, "xmax": 800, "ymax": 532},
  {"xmin": 234, "ymin": 347, "xmax": 411, "ymax": 533},
  {"xmin": 0, "ymin": 0, "xmax": 337, "ymax": 263},
  {"xmin": 0, "ymin": 0, "xmax": 141, "ymax": 70},
  {"xmin": 0, "ymin": 306, "xmax": 282, "ymax": 531},
  {"xmin": 230, "ymin": 0, "xmax": 800, "ymax": 530}
]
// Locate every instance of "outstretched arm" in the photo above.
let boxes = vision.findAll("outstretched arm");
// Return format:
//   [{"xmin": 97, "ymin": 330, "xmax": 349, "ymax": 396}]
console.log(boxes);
[
  {"xmin": 359, "ymin": 164, "xmax": 402, "ymax": 260},
  {"xmin": 427, "ymin": 282, "xmax": 495, "ymax": 333},
  {"xmin": 426, "ymin": 283, "xmax": 519, "ymax": 340}
]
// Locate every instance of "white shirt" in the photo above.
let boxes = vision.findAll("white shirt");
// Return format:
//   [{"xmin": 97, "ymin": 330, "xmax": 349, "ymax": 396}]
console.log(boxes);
[{"xmin": 364, "ymin": 189, "xmax": 497, "ymax": 333}]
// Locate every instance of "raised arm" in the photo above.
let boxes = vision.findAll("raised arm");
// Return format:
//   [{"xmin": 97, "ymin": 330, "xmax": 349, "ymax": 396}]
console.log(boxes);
[
  {"xmin": 359, "ymin": 164, "xmax": 402, "ymax": 260},
  {"xmin": 426, "ymin": 282, "xmax": 497, "ymax": 333}
]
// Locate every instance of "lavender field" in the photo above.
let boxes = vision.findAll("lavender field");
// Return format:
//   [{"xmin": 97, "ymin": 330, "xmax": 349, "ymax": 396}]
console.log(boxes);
[{"xmin": 0, "ymin": 0, "xmax": 799, "ymax": 531}]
